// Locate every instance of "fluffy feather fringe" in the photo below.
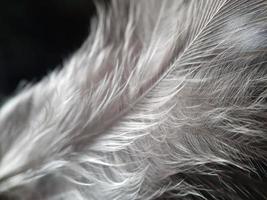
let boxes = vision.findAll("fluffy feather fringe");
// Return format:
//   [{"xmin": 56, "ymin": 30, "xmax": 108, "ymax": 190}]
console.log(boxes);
[{"xmin": 0, "ymin": 0, "xmax": 267, "ymax": 199}]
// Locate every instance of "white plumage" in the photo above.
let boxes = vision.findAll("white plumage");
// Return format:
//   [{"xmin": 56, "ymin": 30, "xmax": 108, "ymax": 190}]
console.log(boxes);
[{"xmin": 0, "ymin": 0, "xmax": 267, "ymax": 199}]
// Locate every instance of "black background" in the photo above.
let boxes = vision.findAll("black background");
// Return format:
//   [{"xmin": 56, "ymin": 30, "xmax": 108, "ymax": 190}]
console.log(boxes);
[{"xmin": 0, "ymin": 0, "xmax": 98, "ymax": 101}]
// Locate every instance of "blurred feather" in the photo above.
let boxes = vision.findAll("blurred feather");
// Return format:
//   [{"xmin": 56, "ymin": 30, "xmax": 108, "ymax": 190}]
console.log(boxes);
[{"xmin": 0, "ymin": 0, "xmax": 267, "ymax": 199}]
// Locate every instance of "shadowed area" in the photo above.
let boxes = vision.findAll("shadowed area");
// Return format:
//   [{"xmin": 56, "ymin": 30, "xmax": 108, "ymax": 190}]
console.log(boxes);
[{"xmin": 0, "ymin": 0, "xmax": 98, "ymax": 100}]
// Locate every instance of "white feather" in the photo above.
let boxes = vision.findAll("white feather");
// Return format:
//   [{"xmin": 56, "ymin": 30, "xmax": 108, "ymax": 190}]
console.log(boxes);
[{"xmin": 0, "ymin": 0, "xmax": 267, "ymax": 199}]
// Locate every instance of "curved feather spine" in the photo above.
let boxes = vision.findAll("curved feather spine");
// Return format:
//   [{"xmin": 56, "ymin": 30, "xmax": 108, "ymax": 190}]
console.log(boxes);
[{"xmin": 0, "ymin": 0, "xmax": 267, "ymax": 199}]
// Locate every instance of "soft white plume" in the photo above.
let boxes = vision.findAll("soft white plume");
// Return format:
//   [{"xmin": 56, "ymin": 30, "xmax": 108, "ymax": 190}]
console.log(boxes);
[{"xmin": 0, "ymin": 0, "xmax": 267, "ymax": 199}]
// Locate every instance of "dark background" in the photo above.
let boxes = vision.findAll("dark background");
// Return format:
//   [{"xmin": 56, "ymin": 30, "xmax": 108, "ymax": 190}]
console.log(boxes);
[{"xmin": 0, "ymin": 0, "xmax": 99, "ymax": 102}]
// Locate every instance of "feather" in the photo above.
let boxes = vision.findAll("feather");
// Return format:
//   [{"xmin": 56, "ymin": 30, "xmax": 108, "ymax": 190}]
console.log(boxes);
[{"xmin": 0, "ymin": 0, "xmax": 267, "ymax": 199}]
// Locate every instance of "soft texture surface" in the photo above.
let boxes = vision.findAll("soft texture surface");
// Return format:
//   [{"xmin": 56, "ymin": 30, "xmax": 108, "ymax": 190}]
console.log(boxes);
[{"xmin": 0, "ymin": 0, "xmax": 267, "ymax": 199}]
